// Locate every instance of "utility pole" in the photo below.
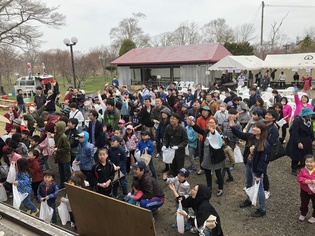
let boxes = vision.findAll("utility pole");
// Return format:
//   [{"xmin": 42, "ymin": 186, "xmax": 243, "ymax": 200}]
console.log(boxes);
[{"xmin": 260, "ymin": 1, "xmax": 265, "ymax": 59}]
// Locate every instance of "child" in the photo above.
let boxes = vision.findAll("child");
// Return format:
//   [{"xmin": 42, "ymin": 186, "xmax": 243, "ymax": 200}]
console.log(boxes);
[
  {"xmin": 163, "ymin": 168, "xmax": 192, "ymax": 231},
  {"xmin": 65, "ymin": 118, "xmax": 80, "ymax": 163},
  {"xmin": 10, "ymin": 133, "xmax": 28, "ymax": 158},
  {"xmin": 91, "ymin": 148, "xmax": 115, "ymax": 196},
  {"xmin": 16, "ymin": 89, "xmax": 26, "ymax": 115},
  {"xmin": 297, "ymin": 154, "xmax": 315, "ymax": 223},
  {"xmin": 55, "ymin": 93, "xmax": 71, "ymax": 118},
  {"xmin": 29, "ymin": 135, "xmax": 41, "ymax": 152},
  {"xmin": 136, "ymin": 131, "xmax": 156, "ymax": 179},
  {"xmin": 4, "ymin": 147, "xmax": 22, "ymax": 167},
  {"xmin": 127, "ymin": 179, "xmax": 143, "ymax": 205},
  {"xmin": 123, "ymin": 125, "xmax": 138, "ymax": 174},
  {"xmin": 39, "ymin": 122, "xmax": 55, "ymax": 171},
  {"xmin": 37, "ymin": 170, "xmax": 59, "ymax": 224},
  {"xmin": 118, "ymin": 119, "xmax": 127, "ymax": 136},
  {"xmin": 131, "ymin": 109, "xmax": 142, "ymax": 140},
  {"xmin": 61, "ymin": 175, "xmax": 81, "ymax": 228},
  {"xmin": 4, "ymin": 105, "xmax": 19, "ymax": 133},
  {"xmin": 222, "ymin": 137, "xmax": 235, "ymax": 182},
  {"xmin": 27, "ymin": 149, "xmax": 43, "ymax": 199},
  {"xmin": 13, "ymin": 158, "xmax": 39, "ymax": 216},
  {"xmin": 21, "ymin": 130, "xmax": 31, "ymax": 148},
  {"xmin": 72, "ymin": 171, "xmax": 88, "ymax": 188},
  {"xmin": 33, "ymin": 118, "xmax": 45, "ymax": 137},
  {"xmin": 186, "ymin": 116, "xmax": 198, "ymax": 172}
]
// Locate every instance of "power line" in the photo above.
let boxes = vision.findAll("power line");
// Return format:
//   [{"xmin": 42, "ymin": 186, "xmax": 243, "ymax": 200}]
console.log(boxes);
[{"xmin": 266, "ymin": 4, "xmax": 315, "ymax": 8}]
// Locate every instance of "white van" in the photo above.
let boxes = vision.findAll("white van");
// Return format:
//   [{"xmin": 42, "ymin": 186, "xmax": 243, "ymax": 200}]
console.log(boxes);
[{"xmin": 14, "ymin": 75, "xmax": 54, "ymax": 95}]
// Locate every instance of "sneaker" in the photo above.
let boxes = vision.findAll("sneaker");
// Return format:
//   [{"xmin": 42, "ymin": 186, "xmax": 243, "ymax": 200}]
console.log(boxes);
[
  {"xmin": 155, "ymin": 153, "xmax": 160, "ymax": 159},
  {"xmin": 216, "ymin": 190, "xmax": 223, "ymax": 197},
  {"xmin": 123, "ymin": 195, "xmax": 128, "ymax": 201},
  {"xmin": 197, "ymin": 170, "xmax": 204, "ymax": 175},
  {"xmin": 112, "ymin": 195, "xmax": 118, "ymax": 199},
  {"xmin": 298, "ymin": 215, "xmax": 305, "ymax": 221},
  {"xmin": 185, "ymin": 223, "xmax": 193, "ymax": 231},
  {"xmin": 70, "ymin": 222, "xmax": 75, "ymax": 228},
  {"xmin": 190, "ymin": 227, "xmax": 199, "ymax": 234},
  {"xmin": 264, "ymin": 191, "xmax": 270, "ymax": 199},
  {"xmin": 31, "ymin": 209, "xmax": 39, "ymax": 216},
  {"xmin": 308, "ymin": 217, "xmax": 315, "ymax": 224},
  {"xmin": 188, "ymin": 167, "xmax": 197, "ymax": 173},
  {"xmin": 251, "ymin": 209, "xmax": 266, "ymax": 217},
  {"xmin": 171, "ymin": 222, "xmax": 177, "ymax": 229},
  {"xmin": 26, "ymin": 210, "xmax": 32, "ymax": 214},
  {"xmin": 226, "ymin": 177, "xmax": 234, "ymax": 182},
  {"xmin": 151, "ymin": 208, "xmax": 159, "ymax": 214},
  {"xmin": 240, "ymin": 200, "xmax": 252, "ymax": 208}
]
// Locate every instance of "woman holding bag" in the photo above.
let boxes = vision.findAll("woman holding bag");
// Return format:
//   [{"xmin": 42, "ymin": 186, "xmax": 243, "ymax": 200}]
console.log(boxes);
[
  {"xmin": 187, "ymin": 117, "xmax": 225, "ymax": 197},
  {"xmin": 229, "ymin": 116, "xmax": 270, "ymax": 218}
]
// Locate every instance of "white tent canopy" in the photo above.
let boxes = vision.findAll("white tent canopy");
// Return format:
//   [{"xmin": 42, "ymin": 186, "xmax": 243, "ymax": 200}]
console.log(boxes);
[
  {"xmin": 262, "ymin": 53, "xmax": 315, "ymax": 69},
  {"xmin": 208, "ymin": 55, "xmax": 263, "ymax": 71}
]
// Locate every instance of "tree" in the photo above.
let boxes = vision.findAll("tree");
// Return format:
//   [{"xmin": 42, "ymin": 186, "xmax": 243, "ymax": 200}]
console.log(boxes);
[
  {"xmin": 201, "ymin": 18, "xmax": 235, "ymax": 43},
  {"xmin": 119, "ymin": 39, "xmax": 136, "ymax": 56},
  {"xmin": 0, "ymin": 0, "xmax": 66, "ymax": 49},
  {"xmin": 234, "ymin": 23, "xmax": 256, "ymax": 43},
  {"xmin": 298, "ymin": 35, "xmax": 315, "ymax": 53},
  {"xmin": 150, "ymin": 32, "xmax": 174, "ymax": 47},
  {"xmin": 110, "ymin": 12, "xmax": 150, "ymax": 49},
  {"xmin": 172, "ymin": 21, "xmax": 201, "ymax": 45},
  {"xmin": 224, "ymin": 42, "xmax": 254, "ymax": 55}
]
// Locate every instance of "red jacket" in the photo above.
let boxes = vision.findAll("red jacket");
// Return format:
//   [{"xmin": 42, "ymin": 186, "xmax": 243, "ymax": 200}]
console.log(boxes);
[
  {"xmin": 27, "ymin": 158, "xmax": 43, "ymax": 183},
  {"xmin": 4, "ymin": 110, "xmax": 19, "ymax": 133},
  {"xmin": 297, "ymin": 167, "xmax": 315, "ymax": 194},
  {"xmin": 196, "ymin": 115, "xmax": 212, "ymax": 141}
]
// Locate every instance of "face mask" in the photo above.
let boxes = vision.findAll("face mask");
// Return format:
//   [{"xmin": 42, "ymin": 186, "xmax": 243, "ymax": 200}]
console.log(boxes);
[
  {"xmin": 281, "ymin": 102, "xmax": 286, "ymax": 105},
  {"xmin": 220, "ymin": 107, "xmax": 226, "ymax": 112},
  {"xmin": 29, "ymin": 107, "xmax": 35, "ymax": 113}
]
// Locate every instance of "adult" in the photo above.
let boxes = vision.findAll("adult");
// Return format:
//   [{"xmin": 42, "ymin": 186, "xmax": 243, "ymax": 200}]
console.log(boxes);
[
  {"xmin": 103, "ymin": 99, "xmax": 121, "ymax": 130},
  {"xmin": 293, "ymin": 91, "xmax": 313, "ymax": 118},
  {"xmin": 166, "ymin": 88, "xmax": 176, "ymax": 109},
  {"xmin": 139, "ymin": 97, "xmax": 155, "ymax": 137},
  {"xmin": 249, "ymin": 97, "xmax": 266, "ymax": 117},
  {"xmin": 188, "ymin": 100, "xmax": 202, "ymax": 120},
  {"xmin": 233, "ymin": 97, "xmax": 250, "ymax": 129},
  {"xmin": 155, "ymin": 107, "xmax": 171, "ymax": 161},
  {"xmin": 302, "ymin": 74, "xmax": 313, "ymax": 97},
  {"xmin": 202, "ymin": 94, "xmax": 218, "ymax": 116},
  {"xmin": 133, "ymin": 161, "xmax": 165, "ymax": 212},
  {"xmin": 214, "ymin": 102, "xmax": 228, "ymax": 127},
  {"xmin": 85, "ymin": 110, "xmax": 104, "ymax": 149},
  {"xmin": 141, "ymin": 84, "xmax": 150, "ymax": 99},
  {"xmin": 221, "ymin": 108, "xmax": 242, "ymax": 150},
  {"xmin": 244, "ymin": 108, "xmax": 264, "ymax": 133},
  {"xmin": 270, "ymin": 90, "xmax": 282, "ymax": 108},
  {"xmin": 286, "ymin": 108, "xmax": 315, "ymax": 175},
  {"xmin": 248, "ymin": 70, "xmax": 254, "ymax": 88},
  {"xmin": 261, "ymin": 72, "xmax": 270, "ymax": 91},
  {"xmin": 185, "ymin": 89, "xmax": 194, "ymax": 108},
  {"xmin": 158, "ymin": 86, "xmax": 167, "ymax": 100},
  {"xmin": 229, "ymin": 119, "xmax": 270, "ymax": 217},
  {"xmin": 293, "ymin": 72, "xmax": 299, "ymax": 85},
  {"xmin": 45, "ymin": 81, "xmax": 59, "ymax": 114},
  {"xmin": 112, "ymin": 77, "xmax": 119, "ymax": 87},
  {"xmin": 34, "ymin": 86, "xmax": 47, "ymax": 109},
  {"xmin": 188, "ymin": 117, "xmax": 225, "ymax": 196},
  {"xmin": 175, "ymin": 184, "xmax": 223, "ymax": 236},
  {"xmin": 278, "ymin": 71, "xmax": 286, "ymax": 89},
  {"xmin": 163, "ymin": 113, "xmax": 188, "ymax": 176},
  {"xmin": 23, "ymin": 101, "xmax": 49, "ymax": 135},
  {"xmin": 194, "ymin": 84, "xmax": 203, "ymax": 100},
  {"xmin": 255, "ymin": 71, "xmax": 262, "ymax": 87},
  {"xmin": 248, "ymin": 88, "xmax": 259, "ymax": 109},
  {"xmin": 69, "ymin": 102, "xmax": 85, "ymax": 133},
  {"xmin": 151, "ymin": 98, "xmax": 165, "ymax": 123},
  {"xmin": 237, "ymin": 72, "xmax": 246, "ymax": 87}
]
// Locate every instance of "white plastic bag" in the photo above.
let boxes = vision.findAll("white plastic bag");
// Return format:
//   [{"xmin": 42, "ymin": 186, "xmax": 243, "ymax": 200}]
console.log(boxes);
[
  {"xmin": 308, "ymin": 183, "xmax": 315, "ymax": 193},
  {"xmin": 162, "ymin": 148, "xmax": 176, "ymax": 164},
  {"xmin": 134, "ymin": 150, "xmax": 141, "ymax": 162},
  {"xmin": 234, "ymin": 146, "xmax": 243, "ymax": 163},
  {"xmin": 0, "ymin": 186, "xmax": 7, "ymax": 202},
  {"xmin": 185, "ymin": 145, "xmax": 189, "ymax": 156},
  {"xmin": 176, "ymin": 202, "xmax": 185, "ymax": 234},
  {"xmin": 72, "ymin": 161, "xmax": 80, "ymax": 172},
  {"xmin": 6, "ymin": 162, "xmax": 16, "ymax": 183},
  {"xmin": 12, "ymin": 185, "xmax": 28, "ymax": 209},
  {"xmin": 57, "ymin": 202, "xmax": 70, "ymax": 225},
  {"xmin": 39, "ymin": 201, "xmax": 54, "ymax": 223},
  {"xmin": 245, "ymin": 181, "xmax": 260, "ymax": 206}
]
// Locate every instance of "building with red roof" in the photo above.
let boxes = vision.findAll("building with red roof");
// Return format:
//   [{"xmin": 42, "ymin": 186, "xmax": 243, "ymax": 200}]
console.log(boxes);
[{"xmin": 111, "ymin": 43, "xmax": 231, "ymax": 88}]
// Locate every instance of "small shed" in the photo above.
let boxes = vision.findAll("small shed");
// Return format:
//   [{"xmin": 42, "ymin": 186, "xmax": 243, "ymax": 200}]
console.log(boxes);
[{"xmin": 111, "ymin": 43, "xmax": 232, "ymax": 88}]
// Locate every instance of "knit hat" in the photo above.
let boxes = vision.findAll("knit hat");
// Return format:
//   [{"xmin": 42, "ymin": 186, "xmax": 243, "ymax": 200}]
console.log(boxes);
[{"xmin": 160, "ymin": 108, "xmax": 172, "ymax": 116}]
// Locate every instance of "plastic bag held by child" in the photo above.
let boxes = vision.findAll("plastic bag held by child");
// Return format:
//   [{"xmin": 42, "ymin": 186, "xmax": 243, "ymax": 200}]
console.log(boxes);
[
  {"xmin": 12, "ymin": 185, "xmax": 28, "ymax": 209},
  {"xmin": 39, "ymin": 201, "xmax": 54, "ymax": 223},
  {"xmin": 6, "ymin": 162, "xmax": 16, "ymax": 183},
  {"xmin": 177, "ymin": 202, "xmax": 185, "ymax": 234},
  {"xmin": 58, "ymin": 202, "xmax": 70, "ymax": 225}
]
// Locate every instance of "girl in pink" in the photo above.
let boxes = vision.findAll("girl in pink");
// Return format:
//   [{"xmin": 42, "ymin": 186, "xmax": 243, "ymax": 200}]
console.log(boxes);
[
  {"xmin": 127, "ymin": 180, "xmax": 143, "ymax": 205},
  {"xmin": 297, "ymin": 154, "xmax": 315, "ymax": 223},
  {"xmin": 4, "ymin": 147, "xmax": 22, "ymax": 171},
  {"xmin": 293, "ymin": 92, "xmax": 313, "ymax": 118},
  {"xmin": 279, "ymin": 97, "xmax": 292, "ymax": 142},
  {"xmin": 123, "ymin": 125, "xmax": 138, "ymax": 173}
]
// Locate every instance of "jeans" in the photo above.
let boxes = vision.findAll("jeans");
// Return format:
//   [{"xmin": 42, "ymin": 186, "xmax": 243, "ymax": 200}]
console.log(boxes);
[
  {"xmin": 148, "ymin": 157, "xmax": 157, "ymax": 179},
  {"xmin": 40, "ymin": 155, "xmax": 51, "ymax": 171},
  {"xmin": 18, "ymin": 104, "xmax": 26, "ymax": 115},
  {"xmin": 188, "ymin": 146, "xmax": 196, "ymax": 168},
  {"xmin": 22, "ymin": 194, "xmax": 37, "ymax": 212},
  {"xmin": 47, "ymin": 201, "xmax": 57, "ymax": 224},
  {"xmin": 112, "ymin": 176, "xmax": 128, "ymax": 197},
  {"xmin": 245, "ymin": 164, "xmax": 266, "ymax": 212},
  {"xmin": 58, "ymin": 162, "xmax": 71, "ymax": 189}
]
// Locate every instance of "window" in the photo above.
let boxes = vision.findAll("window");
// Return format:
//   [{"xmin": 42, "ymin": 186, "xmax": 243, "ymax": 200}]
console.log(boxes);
[{"xmin": 25, "ymin": 80, "xmax": 34, "ymax": 86}]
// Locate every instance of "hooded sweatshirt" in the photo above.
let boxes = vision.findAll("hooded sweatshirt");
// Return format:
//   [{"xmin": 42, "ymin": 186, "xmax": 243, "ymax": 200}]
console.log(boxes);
[
  {"xmin": 54, "ymin": 121, "xmax": 71, "ymax": 163},
  {"xmin": 75, "ymin": 131, "xmax": 94, "ymax": 171}
]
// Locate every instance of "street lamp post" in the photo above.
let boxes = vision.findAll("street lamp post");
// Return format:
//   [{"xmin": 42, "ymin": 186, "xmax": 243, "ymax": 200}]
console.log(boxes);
[{"xmin": 63, "ymin": 37, "xmax": 78, "ymax": 88}]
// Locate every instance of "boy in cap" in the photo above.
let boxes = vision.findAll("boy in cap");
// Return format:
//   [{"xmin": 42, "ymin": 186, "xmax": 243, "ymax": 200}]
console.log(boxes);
[
  {"xmin": 163, "ymin": 168, "xmax": 192, "ymax": 231},
  {"xmin": 136, "ymin": 130, "xmax": 156, "ymax": 179}
]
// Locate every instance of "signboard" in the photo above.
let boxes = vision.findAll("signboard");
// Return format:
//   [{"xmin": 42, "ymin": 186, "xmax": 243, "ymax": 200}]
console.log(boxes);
[
  {"xmin": 306, "ymin": 67, "xmax": 311, "ymax": 73},
  {"xmin": 292, "ymin": 67, "xmax": 298, "ymax": 72}
]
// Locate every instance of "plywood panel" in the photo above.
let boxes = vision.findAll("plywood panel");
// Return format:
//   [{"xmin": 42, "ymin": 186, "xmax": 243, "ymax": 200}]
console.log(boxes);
[{"xmin": 65, "ymin": 184, "xmax": 156, "ymax": 236}]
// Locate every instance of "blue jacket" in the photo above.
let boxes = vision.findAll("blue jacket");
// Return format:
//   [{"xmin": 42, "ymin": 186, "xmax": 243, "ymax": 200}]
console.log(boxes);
[
  {"xmin": 186, "ymin": 126, "xmax": 198, "ymax": 148},
  {"xmin": 16, "ymin": 172, "xmax": 32, "ymax": 194},
  {"xmin": 37, "ymin": 181, "xmax": 59, "ymax": 205},
  {"xmin": 136, "ymin": 139, "xmax": 154, "ymax": 155},
  {"xmin": 108, "ymin": 145, "xmax": 127, "ymax": 174},
  {"xmin": 75, "ymin": 131, "xmax": 94, "ymax": 171}
]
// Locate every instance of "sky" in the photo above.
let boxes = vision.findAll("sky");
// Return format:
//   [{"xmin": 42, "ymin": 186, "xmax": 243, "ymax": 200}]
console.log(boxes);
[{"xmin": 39, "ymin": 0, "xmax": 315, "ymax": 52}]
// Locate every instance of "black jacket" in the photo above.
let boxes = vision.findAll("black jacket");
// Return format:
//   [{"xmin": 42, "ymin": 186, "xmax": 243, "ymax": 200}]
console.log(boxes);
[
  {"xmin": 85, "ymin": 120, "xmax": 104, "ymax": 148},
  {"xmin": 136, "ymin": 171, "xmax": 164, "ymax": 200}
]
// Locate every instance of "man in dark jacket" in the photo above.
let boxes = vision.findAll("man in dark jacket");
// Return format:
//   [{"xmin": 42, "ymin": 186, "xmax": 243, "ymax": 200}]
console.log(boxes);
[
  {"xmin": 140, "ymin": 97, "xmax": 155, "ymax": 137},
  {"xmin": 248, "ymin": 88, "xmax": 259, "ymax": 109},
  {"xmin": 85, "ymin": 110, "xmax": 104, "ymax": 149},
  {"xmin": 34, "ymin": 86, "xmax": 47, "ymax": 108},
  {"xmin": 133, "ymin": 161, "xmax": 164, "ymax": 211}
]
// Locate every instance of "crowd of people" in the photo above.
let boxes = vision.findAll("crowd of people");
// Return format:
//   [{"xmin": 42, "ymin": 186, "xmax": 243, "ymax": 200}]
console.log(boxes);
[{"xmin": 0, "ymin": 72, "xmax": 315, "ymax": 235}]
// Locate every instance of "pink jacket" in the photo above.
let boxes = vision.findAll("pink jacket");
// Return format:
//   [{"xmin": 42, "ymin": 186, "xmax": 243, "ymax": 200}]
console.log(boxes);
[
  {"xmin": 294, "ymin": 93, "xmax": 313, "ymax": 118},
  {"xmin": 39, "ymin": 136, "xmax": 54, "ymax": 156},
  {"xmin": 297, "ymin": 167, "xmax": 315, "ymax": 193},
  {"xmin": 282, "ymin": 104, "xmax": 292, "ymax": 123},
  {"xmin": 133, "ymin": 190, "xmax": 144, "ymax": 201},
  {"xmin": 125, "ymin": 134, "xmax": 138, "ymax": 151}
]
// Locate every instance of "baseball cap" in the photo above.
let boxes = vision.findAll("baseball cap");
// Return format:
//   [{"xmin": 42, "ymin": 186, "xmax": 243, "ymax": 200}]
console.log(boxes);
[
  {"xmin": 178, "ymin": 168, "xmax": 189, "ymax": 178},
  {"xmin": 126, "ymin": 125, "xmax": 133, "ymax": 130},
  {"xmin": 201, "ymin": 106, "xmax": 211, "ymax": 111},
  {"xmin": 109, "ymin": 135, "xmax": 121, "ymax": 142},
  {"xmin": 133, "ymin": 161, "xmax": 146, "ymax": 169},
  {"xmin": 118, "ymin": 119, "xmax": 126, "ymax": 124},
  {"xmin": 76, "ymin": 133, "xmax": 84, "ymax": 138},
  {"xmin": 141, "ymin": 130, "xmax": 151, "ymax": 136}
]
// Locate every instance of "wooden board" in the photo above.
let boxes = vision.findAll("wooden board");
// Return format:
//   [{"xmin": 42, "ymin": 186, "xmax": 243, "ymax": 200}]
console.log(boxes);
[{"xmin": 65, "ymin": 183, "xmax": 156, "ymax": 236}]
